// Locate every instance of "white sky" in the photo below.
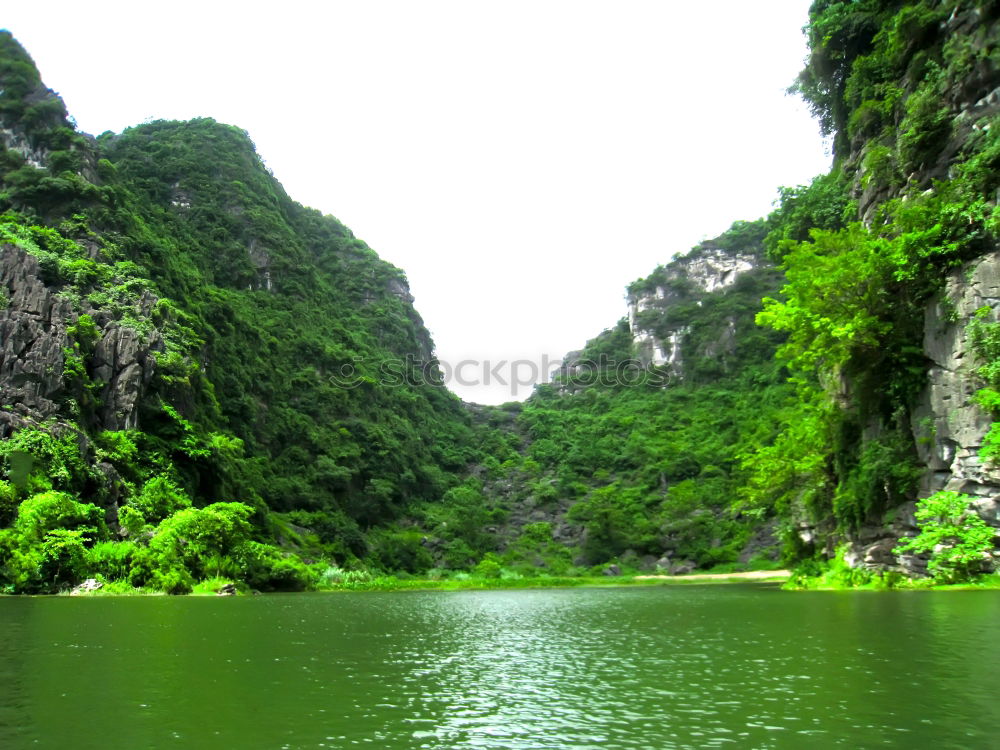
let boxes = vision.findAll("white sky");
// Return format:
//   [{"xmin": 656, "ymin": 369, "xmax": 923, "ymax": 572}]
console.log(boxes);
[{"xmin": 5, "ymin": 1, "xmax": 829, "ymax": 404}]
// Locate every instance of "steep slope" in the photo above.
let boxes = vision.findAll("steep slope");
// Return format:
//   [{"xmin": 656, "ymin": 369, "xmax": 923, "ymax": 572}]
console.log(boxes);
[
  {"xmin": 746, "ymin": 0, "xmax": 1000, "ymax": 580},
  {"xmin": 0, "ymin": 32, "xmax": 479, "ymax": 592}
]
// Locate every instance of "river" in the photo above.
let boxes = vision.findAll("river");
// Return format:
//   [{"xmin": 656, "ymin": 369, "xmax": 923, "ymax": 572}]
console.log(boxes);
[{"xmin": 0, "ymin": 584, "xmax": 996, "ymax": 748}]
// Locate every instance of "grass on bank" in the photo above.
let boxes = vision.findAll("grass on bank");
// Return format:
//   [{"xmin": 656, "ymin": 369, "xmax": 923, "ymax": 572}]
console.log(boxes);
[
  {"xmin": 315, "ymin": 571, "xmax": 792, "ymax": 593},
  {"xmin": 54, "ymin": 566, "xmax": 1000, "ymax": 595},
  {"xmin": 55, "ymin": 567, "xmax": 792, "ymax": 596},
  {"xmin": 784, "ymin": 555, "xmax": 1000, "ymax": 591}
]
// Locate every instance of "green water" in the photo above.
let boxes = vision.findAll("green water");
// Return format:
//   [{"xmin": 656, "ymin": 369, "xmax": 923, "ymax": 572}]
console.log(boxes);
[{"xmin": 0, "ymin": 585, "xmax": 997, "ymax": 749}]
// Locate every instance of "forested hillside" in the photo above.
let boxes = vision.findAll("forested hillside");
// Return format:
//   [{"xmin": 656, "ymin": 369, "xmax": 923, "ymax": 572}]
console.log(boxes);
[
  {"xmin": 0, "ymin": 31, "xmax": 481, "ymax": 592},
  {"xmin": 2, "ymin": 0, "xmax": 1000, "ymax": 593},
  {"xmin": 467, "ymin": 222, "xmax": 792, "ymax": 575}
]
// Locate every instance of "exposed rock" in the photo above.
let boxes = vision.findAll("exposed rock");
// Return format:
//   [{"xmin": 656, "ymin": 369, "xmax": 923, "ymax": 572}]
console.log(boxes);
[
  {"xmin": 837, "ymin": 10, "xmax": 1000, "ymax": 576},
  {"xmin": 0, "ymin": 125, "xmax": 50, "ymax": 169},
  {"xmin": 912, "ymin": 249, "xmax": 1000, "ymax": 500},
  {"xmin": 387, "ymin": 278, "xmax": 414, "ymax": 304},
  {"xmin": 669, "ymin": 559, "xmax": 696, "ymax": 575},
  {"xmin": 0, "ymin": 242, "xmax": 165, "ymax": 436},
  {"xmin": 216, "ymin": 583, "xmax": 238, "ymax": 596},
  {"xmin": 843, "ymin": 502, "xmax": 927, "ymax": 576},
  {"xmin": 247, "ymin": 237, "xmax": 272, "ymax": 291},
  {"xmin": 845, "ymin": 249, "xmax": 1000, "ymax": 576},
  {"xmin": 602, "ymin": 564, "xmax": 621, "ymax": 577},
  {"xmin": 69, "ymin": 578, "xmax": 103, "ymax": 596},
  {"xmin": 855, "ymin": 9, "xmax": 1000, "ymax": 226},
  {"xmin": 169, "ymin": 182, "xmax": 192, "ymax": 210},
  {"xmin": 91, "ymin": 321, "xmax": 162, "ymax": 431},
  {"xmin": 0, "ymin": 244, "xmax": 72, "ymax": 432},
  {"xmin": 637, "ymin": 554, "xmax": 659, "ymax": 572},
  {"xmin": 737, "ymin": 520, "xmax": 780, "ymax": 565},
  {"xmin": 627, "ymin": 246, "xmax": 762, "ymax": 369}
]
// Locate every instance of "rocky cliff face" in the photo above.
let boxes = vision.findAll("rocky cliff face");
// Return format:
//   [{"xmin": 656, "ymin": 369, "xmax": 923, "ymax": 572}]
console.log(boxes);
[
  {"xmin": 802, "ymin": 0, "xmax": 1000, "ymax": 575},
  {"xmin": 0, "ymin": 31, "xmax": 477, "ymax": 557},
  {"xmin": 914, "ymin": 252, "xmax": 1000, "ymax": 503},
  {"xmin": 0, "ymin": 242, "xmax": 164, "ymax": 437},
  {"xmin": 626, "ymin": 245, "xmax": 762, "ymax": 371},
  {"xmin": 838, "ymin": 252, "xmax": 1000, "ymax": 575},
  {"xmin": 0, "ymin": 244, "xmax": 71, "ymax": 431},
  {"xmin": 854, "ymin": 6, "xmax": 1000, "ymax": 225}
]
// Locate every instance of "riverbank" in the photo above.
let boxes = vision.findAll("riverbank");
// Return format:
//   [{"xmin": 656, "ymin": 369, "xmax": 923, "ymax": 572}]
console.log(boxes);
[
  {"xmin": 40, "ymin": 568, "xmax": 1000, "ymax": 595},
  {"xmin": 786, "ymin": 574, "xmax": 1000, "ymax": 591},
  {"xmin": 50, "ymin": 569, "xmax": 792, "ymax": 596},
  {"xmin": 311, "ymin": 569, "xmax": 793, "ymax": 593}
]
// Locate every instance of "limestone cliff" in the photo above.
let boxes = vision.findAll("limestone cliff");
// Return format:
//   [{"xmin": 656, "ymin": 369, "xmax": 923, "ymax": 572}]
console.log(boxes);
[
  {"xmin": 628, "ymin": 246, "xmax": 758, "ymax": 369},
  {"xmin": 624, "ymin": 225, "xmax": 775, "ymax": 380},
  {"xmin": 787, "ymin": 0, "xmax": 1000, "ymax": 575},
  {"xmin": 0, "ymin": 238, "xmax": 176, "ymax": 432},
  {"xmin": 840, "ymin": 252, "xmax": 1000, "ymax": 573},
  {"xmin": 834, "ymin": 254, "xmax": 1000, "ymax": 575},
  {"xmin": 0, "ymin": 244, "xmax": 72, "ymax": 430},
  {"xmin": 914, "ymin": 253, "xmax": 1000, "ymax": 502}
]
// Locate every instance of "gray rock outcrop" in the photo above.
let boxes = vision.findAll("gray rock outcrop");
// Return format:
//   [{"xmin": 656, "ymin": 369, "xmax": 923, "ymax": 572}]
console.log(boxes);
[
  {"xmin": 913, "ymin": 250, "xmax": 1000, "ymax": 502},
  {"xmin": 69, "ymin": 578, "xmax": 103, "ymax": 595},
  {"xmin": 627, "ymin": 247, "xmax": 760, "ymax": 370},
  {"xmin": 0, "ymin": 242, "xmax": 164, "ymax": 436},
  {"xmin": 0, "ymin": 244, "xmax": 72, "ymax": 433},
  {"xmin": 844, "ymin": 249, "xmax": 1000, "ymax": 575}
]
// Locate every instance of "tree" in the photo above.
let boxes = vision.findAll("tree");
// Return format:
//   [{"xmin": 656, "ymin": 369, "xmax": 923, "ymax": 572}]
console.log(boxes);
[{"xmin": 894, "ymin": 491, "xmax": 996, "ymax": 583}]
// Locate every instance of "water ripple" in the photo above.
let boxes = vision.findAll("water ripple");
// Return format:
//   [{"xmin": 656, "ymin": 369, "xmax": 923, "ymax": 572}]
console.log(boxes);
[{"xmin": 1, "ymin": 587, "xmax": 999, "ymax": 748}]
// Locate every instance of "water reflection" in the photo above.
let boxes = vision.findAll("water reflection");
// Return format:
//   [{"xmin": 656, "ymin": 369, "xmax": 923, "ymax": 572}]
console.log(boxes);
[
  {"xmin": 0, "ymin": 586, "xmax": 998, "ymax": 749},
  {"xmin": 0, "ymin": 599, "xmax": 30, "ymax": 746}
]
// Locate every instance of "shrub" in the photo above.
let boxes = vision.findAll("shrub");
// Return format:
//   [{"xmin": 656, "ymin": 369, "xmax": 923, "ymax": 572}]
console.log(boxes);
[
  {"xmin": 14, "ymin": 491, "xmax": 103, "ymax": 543},
  {"xmin": 237, "ymin": 541, "xmax": 311, "ymax": 591},
  {"xmin": 149, "ymin": 565, "xmax": 195, "ymax": 595},
  {"xmin": 0, "ymin": 481, "xmax": 17, "ymax": 527},
  {"xmin": 86, "ymin": 540, "xmax": 139, "ymax": 581},
  {"xmin": 147, "ymin": 502, "xmax": 253, "ymax": 576},
  {"xmin": 0, "ymin": 427, "xmax": 94, "ymax": 493},
  {"xmin": 473, "ymin": 553, "xmax": 502, "ymax": 579},
  {"xmin": 130, "ymin": 475, "xmax": 192, "ymax": 523},
  {"xmin": 38, "ymin": 529, "xmax": 89, "ymax": 586},
  {"xmin": 116, "ymin": 505, "xmax": 149, "ymax": 538},
  {"xmin": 370, "ymin": 529, "xmax": 433, "ymax": 573},
  {"xmin": 894, "ymin": 491, "xmax": 996, "ymax": 583},
  {"xmin": 128, "ymin": 545, "xmax": 193, "ymax": 594}
]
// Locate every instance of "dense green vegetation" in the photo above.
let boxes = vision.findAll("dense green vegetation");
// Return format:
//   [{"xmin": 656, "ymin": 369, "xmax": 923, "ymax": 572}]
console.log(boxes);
[
  {"xmin": 744, "ymin": 0, "xmax": 1000, "ymax": 578},
  {"xmin": 894, "ymin": 491, "xmax": 996, "ymax": 582},
  {"xmin": 468, "ymin": 0, "xmax": 1000, "ymax": 585},
  {"xmin": 2, "ymin": 0, "xmax": 999, "ymax": 593},
  {"xmin": 470, "ymin": 225, "xmax": 792, "ymax": 575},
  {"xmin": 0, "ymin": 31, "xmax": 483, "ymax": 593}
]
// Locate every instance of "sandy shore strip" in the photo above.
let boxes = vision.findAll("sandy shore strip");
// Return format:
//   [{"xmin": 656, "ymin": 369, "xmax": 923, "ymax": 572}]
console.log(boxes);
[{"xmin": 634, "ymin": 570, "xmax": 791, "ymax": 582}]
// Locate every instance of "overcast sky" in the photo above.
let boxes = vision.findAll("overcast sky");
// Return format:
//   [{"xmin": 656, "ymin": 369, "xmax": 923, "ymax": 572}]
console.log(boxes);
[{"xmin": 5, "ymin": 1, "xmax": 829, "ymax": 404}]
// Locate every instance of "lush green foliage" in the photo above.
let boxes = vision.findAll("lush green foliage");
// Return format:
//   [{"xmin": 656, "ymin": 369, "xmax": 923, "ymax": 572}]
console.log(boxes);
[
  {"xmin": 469, "ymin": 224, "xmax": 791, "ymax": 572},
  {"xmin": 894, "ymin": 491, "xmax": 996, "ymax": 582},
  {"xmin": 4, "ymin": 2, "xmax": 1000, "ymax": 592},
  {"xmin": 744, "ymin": 0, "xmax": 1000, "ymax": 564},
  {"xmin": 0, "ymin": 32, "xmax": 481, "ymax": 592}
]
